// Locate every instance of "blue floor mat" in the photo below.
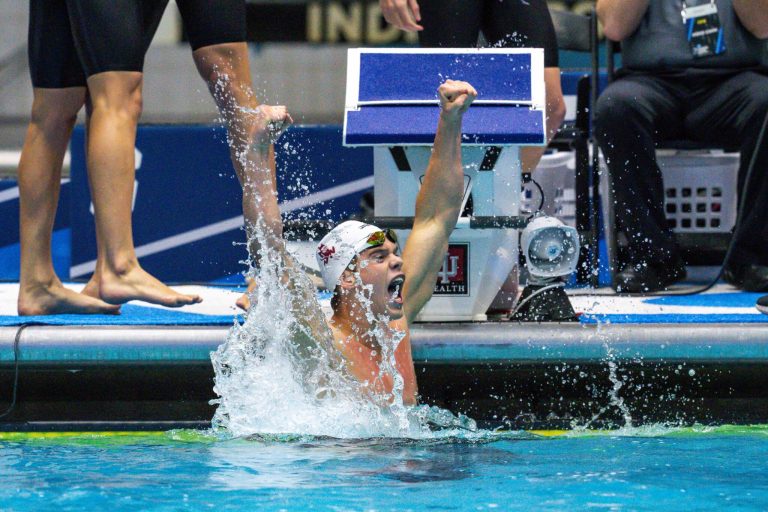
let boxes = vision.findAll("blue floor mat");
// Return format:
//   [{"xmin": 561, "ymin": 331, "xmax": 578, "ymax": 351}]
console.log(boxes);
[
  {"xmin": 644, "ymin": 292, "xmax": 764, "ymax": 308},
  {"xmin": 0, "ymin": 304, "xmax": 238, "ymax": 327},
  {"xmin": 1, "ymin": 290, "xmax": 764, "ymax": 326}
]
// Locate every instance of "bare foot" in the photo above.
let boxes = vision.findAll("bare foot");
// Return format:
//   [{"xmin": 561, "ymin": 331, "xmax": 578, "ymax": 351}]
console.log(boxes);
[
  {"xmin": 81, "ymin": 275, "xmax": 100, "ymax": 299},
  {"xmin": 99, "ymin": 265, "xmax": 202, "ymax": 307},
  {"xmin": 18, "ymin": 281, "xmax": 120, "ymax": 316},
  {"xmin": 236, "ymin": 278, "xmax": 257, "ymax": 311}
]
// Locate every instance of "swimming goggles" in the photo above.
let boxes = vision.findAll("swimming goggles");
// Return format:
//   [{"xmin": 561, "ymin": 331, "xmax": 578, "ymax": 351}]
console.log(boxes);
[{"xmin": 365, "ymin": 229, "xmax": 399, "ymax": 248}]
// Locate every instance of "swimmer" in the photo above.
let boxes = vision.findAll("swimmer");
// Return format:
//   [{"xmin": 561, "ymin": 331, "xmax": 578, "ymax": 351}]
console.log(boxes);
[{"xmin": 254, "ymin": 80, "xmax": 476, "ymax": 405}]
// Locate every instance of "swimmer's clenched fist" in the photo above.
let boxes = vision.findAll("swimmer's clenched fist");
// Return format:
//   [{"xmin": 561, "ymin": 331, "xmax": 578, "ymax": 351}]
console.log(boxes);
[
  {"xmin": 252, "ymin": 104, "xmax": 293, "ymax": 146},
  {"xmin": 265, "ymin": 105, "xmax": 293, "ymax": 141},
  {"xmin": 438, "ymin": 80, "xmax": 477, "ymax": 117}
]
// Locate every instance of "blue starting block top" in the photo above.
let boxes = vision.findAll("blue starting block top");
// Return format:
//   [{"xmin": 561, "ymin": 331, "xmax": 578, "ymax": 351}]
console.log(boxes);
[{"xmin": 343, "ymin": 48, "xmax": 546, "ymax": 146}]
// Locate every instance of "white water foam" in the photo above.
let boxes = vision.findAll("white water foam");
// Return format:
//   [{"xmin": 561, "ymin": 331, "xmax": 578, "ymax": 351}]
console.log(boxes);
[{"xmin": 210, "ymin": 216, "xmax": 475, "ymax": 440}]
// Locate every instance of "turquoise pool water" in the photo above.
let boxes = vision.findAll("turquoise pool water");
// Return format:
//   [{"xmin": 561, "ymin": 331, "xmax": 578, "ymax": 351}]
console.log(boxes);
[{"xmin": 1, "ymin": 427, "xmax": 767, "ymax": 511}]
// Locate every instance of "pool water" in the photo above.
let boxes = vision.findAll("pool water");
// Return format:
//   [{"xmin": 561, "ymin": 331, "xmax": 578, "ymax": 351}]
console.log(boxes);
[{"xmin": 2, "ymin": 426, "xmax": 767, "ymax": 511}]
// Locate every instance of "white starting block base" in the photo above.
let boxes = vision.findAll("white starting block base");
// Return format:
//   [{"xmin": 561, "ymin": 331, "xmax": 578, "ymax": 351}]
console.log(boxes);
[
  {"xmin": 374, "ymin": 146, "xmax": 522, "ymax": 322},
  {"xmin": 345, "ymin": 48, "xmax": 547, "ymax": 321}
]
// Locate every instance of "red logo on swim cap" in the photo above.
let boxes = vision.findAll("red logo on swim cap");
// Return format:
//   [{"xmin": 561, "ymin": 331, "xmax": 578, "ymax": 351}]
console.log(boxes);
[{"xmin": 318, "ymin": 244, "xmax": 336, "ymax": 264}]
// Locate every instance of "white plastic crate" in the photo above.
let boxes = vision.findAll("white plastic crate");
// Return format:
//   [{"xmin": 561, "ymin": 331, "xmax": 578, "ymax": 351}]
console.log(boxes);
[
  {"xmin": 657, "ymin": 150, "xmax": 739, "ymax": 233},
  {"xmin": 524, "ymin": 149, "xmax": 738, "ymax": 238},
  {"xmin": 521, "ymin": 150, "xmax": 577, "ymax": 228},
  {"xmin": 599, "ymin": 149, "xmax": 739, "ymax": 235}
]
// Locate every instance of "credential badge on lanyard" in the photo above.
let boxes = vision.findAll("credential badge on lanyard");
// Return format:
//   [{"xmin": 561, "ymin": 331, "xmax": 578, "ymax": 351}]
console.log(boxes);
[{"xmin": 681, "ymin": 0, "xmax": 726, "ymax": 58}]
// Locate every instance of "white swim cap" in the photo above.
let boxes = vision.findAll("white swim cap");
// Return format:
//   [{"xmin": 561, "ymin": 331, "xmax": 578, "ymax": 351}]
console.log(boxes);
[{"xmin": 316, "ymin": 220, "xmax": 389, "ymax": 290}]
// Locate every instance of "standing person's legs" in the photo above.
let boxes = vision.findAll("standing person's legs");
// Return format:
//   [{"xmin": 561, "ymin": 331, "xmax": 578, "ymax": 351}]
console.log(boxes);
[
  {"xmin": 17, "ymin": 89, "xmax": 123, "ymax": 315},
  {"xmin": 18, "ymin": 0, "xmax": 119, "ymax": 315},
  {"xmin": 417, "ymin": 0, "xmax": 483, "ymax": 46},
  {"xmin": 176, "ymin": 0, "xmax": 291, "ymax": 309},
  {"xmin": 686, "ymin": 71, "xmax": 768, "ymax": 291},
  {"xmin": 190, "ymin": 42, "xmax": 284, "ymax": 248},
  {"xmin": 483, "ymin": 0, "xmax": 566, "ymax": 173},
  {"xmin": 520, "ymin": 68, "xmax": 566, "ymax": 172},
  {"xmin": 80, "ymin": 0, "xmax": 171, "ymax": 302},
  {"xmin": 594, "ymin": 74, "xmax": 687, "ymax": 291},
  {"xmin": 179, "ymin": 0, "xmax": 286, "ymax": 243},
  {"xmin": 67, "ymin": 0, "xmax": 201, "ymax": 306}
]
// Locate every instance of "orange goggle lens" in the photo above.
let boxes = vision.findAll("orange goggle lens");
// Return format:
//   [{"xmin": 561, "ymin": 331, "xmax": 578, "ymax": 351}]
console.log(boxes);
[{"xmin": 365, "ymin": 229, "xmax": 398, "ymax": 247}]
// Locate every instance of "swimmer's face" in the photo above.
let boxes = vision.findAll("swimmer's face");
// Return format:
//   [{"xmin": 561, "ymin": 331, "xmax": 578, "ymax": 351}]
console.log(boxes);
[{"xmin": 354, "ymin": 238, "xmax": 405, "ymax": 319}]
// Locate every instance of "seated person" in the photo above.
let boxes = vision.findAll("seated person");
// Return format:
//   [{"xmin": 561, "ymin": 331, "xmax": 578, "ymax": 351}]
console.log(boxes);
[
  {"xmin": 594, "ymin": 0, "xmax": 768, "ymax": 293},
  {"xmin": 249, "ymin": 80, "xmax": 476, "ymax": 404}
]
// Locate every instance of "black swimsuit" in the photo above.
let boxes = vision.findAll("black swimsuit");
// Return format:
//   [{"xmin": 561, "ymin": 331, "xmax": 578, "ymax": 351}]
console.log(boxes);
[
  {"xmin": 176, "ymin": 0, "xmax": 247, "ymax": 51},
  {"xmin": 28, "ymin": 0, "xmax": 248, "ymax": 89},
  {"xmin": 28, "ymin": 0, "xmax": 168, "ymax": 88},
  {"xmin": 417, "ymin": 0, "xmax": 559, "ymax": 68}
]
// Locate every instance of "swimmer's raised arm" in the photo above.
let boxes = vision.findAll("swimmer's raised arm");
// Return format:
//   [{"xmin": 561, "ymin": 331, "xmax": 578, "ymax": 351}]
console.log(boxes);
[
  {"xmin": 400, "ymin": 80, "xmax": 476, "ymax": 324},
  {"xmin": 235, "ymin": 106, "xmax": 297, "ymax": 311}
]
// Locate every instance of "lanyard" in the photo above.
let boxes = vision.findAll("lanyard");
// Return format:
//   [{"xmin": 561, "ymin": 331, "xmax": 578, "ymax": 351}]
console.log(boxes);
[
  {"xmin": 682, "ymin": 0, "xmax": 715, "ymax": 8},
  {"xmin": 681, "ymin": 0, "xmax": 717, "ymax": 21}
]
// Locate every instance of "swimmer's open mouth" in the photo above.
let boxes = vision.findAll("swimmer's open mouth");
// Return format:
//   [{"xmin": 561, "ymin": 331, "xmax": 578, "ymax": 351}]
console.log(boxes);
[{"xmin": 388, "ymin": 275, "xmax": 405, "ymax": 306}]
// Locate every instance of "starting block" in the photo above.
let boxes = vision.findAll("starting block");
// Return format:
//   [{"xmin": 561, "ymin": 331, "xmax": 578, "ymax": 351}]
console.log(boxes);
[{"xmin": 344, "ymin": 48, "xmax": 547, "ymax": 321}]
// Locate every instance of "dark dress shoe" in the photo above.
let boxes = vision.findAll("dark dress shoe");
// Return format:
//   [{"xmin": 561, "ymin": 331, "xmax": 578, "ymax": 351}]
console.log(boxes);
[
  {"xmin": 723, "ymin": 264, "xmax": 768, "ymax": 292},
  {"xmin": 757, "ymin": 295, "xmax": 768, "ymax": 315},
  {"xmin": 613, "ymin": 262, "xmax": 686, "ymax": 294}
]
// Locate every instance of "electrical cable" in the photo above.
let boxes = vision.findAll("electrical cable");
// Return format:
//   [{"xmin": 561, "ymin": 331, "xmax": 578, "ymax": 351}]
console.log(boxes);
[
  {"xmin": 522, "ymin": 172, "xmax": 547, "ymax": 220},
  {"xmin": 510, "ymin": 281, "xmax": 566, "ymax": 317},
  {"xmin": 0, "ymin": 324, "xmax": 28, "ymax": 420},
  {"xmin": 531, "ymin": 176, "xmax": 546, "ymax": 212}
]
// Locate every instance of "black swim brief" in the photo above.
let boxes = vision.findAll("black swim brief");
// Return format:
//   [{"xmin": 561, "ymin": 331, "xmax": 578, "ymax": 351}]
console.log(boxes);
[
  {"xmin": 175, "ymin": 0, "xmax": 247, "ymax": 51},
  {"xmin": 28, "ymin": 0, "xmax": 168, "ymax": 88}
]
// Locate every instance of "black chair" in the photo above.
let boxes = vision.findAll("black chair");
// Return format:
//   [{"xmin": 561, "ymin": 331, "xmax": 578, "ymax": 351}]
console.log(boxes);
[
  {"xmin": 602, "ymin": 41, "xmax": 737, "ymax": 279},
  {"xmin": 547, "ymin": 8, "xmax": 601, "ymax": 286}
]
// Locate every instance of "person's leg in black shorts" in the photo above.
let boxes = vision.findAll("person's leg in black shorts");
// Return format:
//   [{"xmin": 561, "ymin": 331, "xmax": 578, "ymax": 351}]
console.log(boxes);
[
  {"xmin": 18, "ymin": 0, "xmax": 118, "ymax": 315},
  {"xmin": 175, "ymin": 0, "xmax": 292, "ymax": 310},
  {"xmin": 405, "ymin": 0, "xmax": 566, "ymax": 310},
  {"xmin": 66, "ymin": 0, "xmax": 201, "ymax": 308},
  {"xmin": 593, "ymin": 73, "xmax": 688, "ymax": 292},
  {"xmin": 417, "ymin": 0, "xmax": 566, "ymax": 174}
]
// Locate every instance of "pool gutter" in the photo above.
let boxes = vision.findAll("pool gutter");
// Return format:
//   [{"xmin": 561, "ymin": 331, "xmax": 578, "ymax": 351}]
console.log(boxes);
[
  {"xmin": 2, "ymin": 323, "xmax": 768, "ymax": 365},
  {"xmin": 3, "ymin": 323, "xmax": 768, "ymax": 430}
]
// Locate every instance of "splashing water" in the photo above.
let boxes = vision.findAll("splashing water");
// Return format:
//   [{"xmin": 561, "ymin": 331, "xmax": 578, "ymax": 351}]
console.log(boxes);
[
  {"xmin": 210, "ymin": 213, "xmax": 476, "ymax": 440},
  {"xmin": 205, "ymin": 69, "xmax": 478, "ymax": 439},
  {"xmin": 572, "ymin": 320, "xmax": 635, "ymax": 431}
]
